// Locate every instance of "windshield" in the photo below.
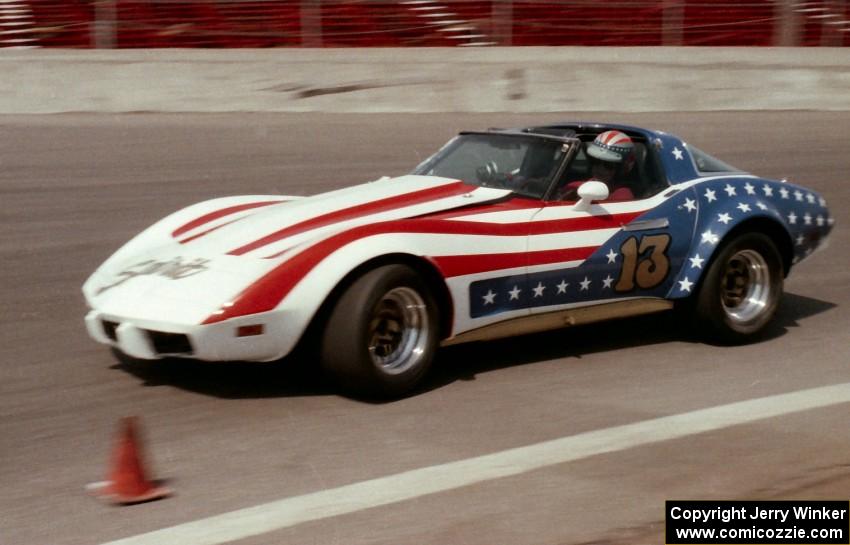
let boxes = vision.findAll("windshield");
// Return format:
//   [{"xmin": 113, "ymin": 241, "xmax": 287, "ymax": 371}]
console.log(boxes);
[{"xmin": 412, "ymin": 133, "xmax": 573, "ymax": 199}]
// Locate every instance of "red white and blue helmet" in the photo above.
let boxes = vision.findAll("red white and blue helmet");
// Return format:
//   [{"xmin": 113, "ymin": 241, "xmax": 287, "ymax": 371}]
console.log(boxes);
[{"xmin": 587, "ymin": 130, "xmax": 635, "ymax": 168}]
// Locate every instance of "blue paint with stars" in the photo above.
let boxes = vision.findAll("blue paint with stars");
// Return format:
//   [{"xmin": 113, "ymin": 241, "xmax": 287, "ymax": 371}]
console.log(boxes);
[
  {"xmin": 469, "ymin": 194, "xmax": 700, "ymax": 319},
  {"xmin": 670, "ymin": 177, "xmax": 834, "ymax": 297},
  {"xmin": 467, "ymin": 126, "xmax": 833, "ymax": 320}
]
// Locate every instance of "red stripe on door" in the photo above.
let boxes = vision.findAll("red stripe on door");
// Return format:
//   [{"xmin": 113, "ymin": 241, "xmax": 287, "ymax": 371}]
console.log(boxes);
[
  {"xmin": 202, "ymin": 211, "xmax": 642, "ymax": 324},
  {"xmin": 262, "ymin": 210, "xmax": 641, "ymax": 258},
  {"xmin": 431, "ymin": 246, "xmax": 597, "ymax": 277}
]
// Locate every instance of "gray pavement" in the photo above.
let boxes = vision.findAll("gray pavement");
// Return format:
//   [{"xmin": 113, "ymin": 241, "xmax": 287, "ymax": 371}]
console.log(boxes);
[{"xmin": 0, "ymin": 112, "xmax": 848, "ymax": 545}]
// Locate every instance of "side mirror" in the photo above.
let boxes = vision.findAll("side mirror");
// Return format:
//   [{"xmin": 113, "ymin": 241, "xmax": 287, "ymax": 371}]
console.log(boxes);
[{"xmin": 574, "ymin": 181, "xmax": 609, "ymax": 211}]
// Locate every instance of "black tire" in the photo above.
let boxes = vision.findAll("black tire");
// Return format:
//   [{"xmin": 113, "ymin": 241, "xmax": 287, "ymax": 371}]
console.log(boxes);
[
  {"xmin": 693, "ymin": 232, "xmax": 784, "ymax": 343},
  {"xmin": 319, "ymin": 264, "xmax": 440, "ymax": 399}
]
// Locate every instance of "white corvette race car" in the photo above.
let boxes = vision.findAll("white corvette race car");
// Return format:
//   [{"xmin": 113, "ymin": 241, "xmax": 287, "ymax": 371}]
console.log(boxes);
[{"xmin": 83, "ymin": 123, "xmax": 832, "ymax": 397}]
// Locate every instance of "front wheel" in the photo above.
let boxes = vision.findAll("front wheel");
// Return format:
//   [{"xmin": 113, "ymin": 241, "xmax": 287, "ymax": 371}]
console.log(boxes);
[
  {"xmin": 320, "ymin": 264, "xmax": 439, "ymax": 399},
  {"xmin": 693, "ymin": 232, "xmax": 784, "ymax": 343}
]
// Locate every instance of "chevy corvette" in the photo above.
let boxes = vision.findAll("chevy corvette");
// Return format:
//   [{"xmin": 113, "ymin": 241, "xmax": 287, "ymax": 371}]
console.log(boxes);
[{"xmin": 83, "ymin": 122, "xmax": 833, "ymax": 397}]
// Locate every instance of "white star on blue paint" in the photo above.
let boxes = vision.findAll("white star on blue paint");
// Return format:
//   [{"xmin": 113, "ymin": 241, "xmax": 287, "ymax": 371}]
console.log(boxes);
[
  {"xmin": 744, "ymin": 182, "xmax": 756, "ymax": 195},
  {"xmin": 704, "ymin": 189, "xmax": 717, "ymax": 203},
  {"xmin": 672, "ymin": 147, "xmax": 684, "ymax": 160},
  {"xmin": 678, "ymin": 277, "xmax": 694, "ymax": 292},
  {"xmin": 483, "ymin": 290, "xmax": 496, "ymax": 305},
  {"xmin": 762, "ymin": 184, "xmax": 773, "ymax": 197},
  {"xmin": 509, "ymin": 285, "xmax": 521, "ymax": 300},
  {"xmin": 556, "ymin": 280, "xmax": 568, "ymax": 294},
  {"xmin": 689, "ymin": 254, "xmax": 705, "ymax": 269},
  {"xmin": 579, "ymin": 277, "xmax": 591, "ymax": 291},
  {"xmin": 602, "ymin": 275, "xmax": 614, "ymax": 289},
  {"xmin": 724, "ymin": 184, "xmax": 737, "ymax": 197},
  {"xmin": 737, "ymin": 202, "xmax": 752, "ymax": 213},
  {"xmin": 532, "ymin": 282, "xmax": 545, "ymax": 298},
  {"xmin": 606, "ymin": 249, "xmax": 618, "ymax": 264},
  {"xmin": 717, "ymin": 212, "xmax": 732, "ymax": 225},
  {"xmin": 683, "ymin": 198, "xmax": 697, "ymax": 212}
]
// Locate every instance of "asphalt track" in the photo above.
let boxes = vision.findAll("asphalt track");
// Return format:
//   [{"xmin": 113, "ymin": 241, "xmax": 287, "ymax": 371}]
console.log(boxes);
[{"xmin": 1, "ymin": 112, "xmax": 848, "ymax": 545}]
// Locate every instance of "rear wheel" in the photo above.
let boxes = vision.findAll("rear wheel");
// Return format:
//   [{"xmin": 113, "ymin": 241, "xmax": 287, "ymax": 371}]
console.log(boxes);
[
  {"xmin": 693, "ymin": 232, "xmax": 783, "ymax": 343},
  {"xmin": 320, "ymin": 264, "xmax": 439, "ymax": 399}
]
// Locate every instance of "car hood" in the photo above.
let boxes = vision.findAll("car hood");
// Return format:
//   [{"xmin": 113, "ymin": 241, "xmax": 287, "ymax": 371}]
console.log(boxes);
[
  {"xmin": 171, "ymin": 175, "xmax": 503, "ymax": 258},
  {"xmin": 84, "ymin": 175, "xmax": 511, "ymax": 324}
]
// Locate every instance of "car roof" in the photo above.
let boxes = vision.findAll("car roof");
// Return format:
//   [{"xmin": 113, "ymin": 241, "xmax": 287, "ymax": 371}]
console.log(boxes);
[
  {"xmin": 480, "ymin": 122, "xmax": 669, "ymax": 143},
  {"xmin": 524, "ymin": 122, "xmax": 661, "ymax": 140},
  {"xmin": 473, "ymin": 122, "xmax": 707, "ymax": 184}
]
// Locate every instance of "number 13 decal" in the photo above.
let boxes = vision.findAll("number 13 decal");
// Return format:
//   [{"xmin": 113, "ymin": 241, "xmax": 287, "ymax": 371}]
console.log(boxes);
[{"xmin": 615, "ymin": 234, "xmax": 672, "ymax": 292}]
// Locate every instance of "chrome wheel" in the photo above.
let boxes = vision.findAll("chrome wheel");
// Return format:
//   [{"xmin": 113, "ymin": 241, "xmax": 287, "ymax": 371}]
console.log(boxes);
[
  {"xmin": 692, "ymin": 232, "xmax": 783, "ymax": 343},
  {"xmin": 320, "ymin": 264, "xmax": 439, "ymax": 398},
  {"xmin": 367, "ymin": 287, "xmax": 430, "ymax": 375},
  {"xmin": 720, "ymin": 249, "xmax": 772, "ymax": 326}
]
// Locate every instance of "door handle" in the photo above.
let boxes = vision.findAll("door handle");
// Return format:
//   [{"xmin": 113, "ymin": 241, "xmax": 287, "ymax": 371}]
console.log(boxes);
[{"xmin": 622, "ymin": 218, "xmax": 669, "ymax": 232}]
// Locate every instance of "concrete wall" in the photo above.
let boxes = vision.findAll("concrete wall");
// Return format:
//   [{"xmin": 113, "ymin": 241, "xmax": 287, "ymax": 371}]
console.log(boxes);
[{"xmin": 1, "ymin": 47, "xmax": 849, "ymax": 113}]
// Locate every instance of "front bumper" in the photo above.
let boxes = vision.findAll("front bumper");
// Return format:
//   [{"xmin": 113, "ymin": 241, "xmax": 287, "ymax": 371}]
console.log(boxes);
[{"xmin": 84, "ymin": 308, "xmax": 295, "ymax": 362}]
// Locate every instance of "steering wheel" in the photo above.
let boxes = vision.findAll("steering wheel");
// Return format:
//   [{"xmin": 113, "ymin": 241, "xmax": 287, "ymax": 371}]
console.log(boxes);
[
  {"xmin": 517, "ymin": 177, "xmax": 547, "ymax": 195},
  {"xmin": 475, "ymin": 160, "xmax": 501, "ymax": 186}
]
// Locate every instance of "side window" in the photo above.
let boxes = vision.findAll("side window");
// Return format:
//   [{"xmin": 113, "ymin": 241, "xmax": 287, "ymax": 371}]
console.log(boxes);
[
  {"xmin": 554, "ymin": 139, "xmax": 668, "ymax": 201},
  {"xmin": 561, "ymin": 145, "xmax": 590, "ymax": 184},
  {"xmin": 689, "ymin": 145, "xmax": 740, "ymax": 174}
]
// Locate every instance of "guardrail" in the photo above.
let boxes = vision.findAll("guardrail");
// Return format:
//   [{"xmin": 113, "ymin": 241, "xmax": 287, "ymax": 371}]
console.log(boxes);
[{"xmin": 2, "ymin": 47, "xmax": 849, "ymax": 113}]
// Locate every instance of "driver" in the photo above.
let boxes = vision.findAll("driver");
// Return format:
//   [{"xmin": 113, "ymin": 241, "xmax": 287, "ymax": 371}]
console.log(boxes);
[{"xmin": 557, "ymin": 130, "xmax": 636, "ymax": 201}]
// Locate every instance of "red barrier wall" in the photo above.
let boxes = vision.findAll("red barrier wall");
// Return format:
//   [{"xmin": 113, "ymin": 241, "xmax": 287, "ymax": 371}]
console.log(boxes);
[{"xmin": 5, "ymin": 0, "xmax": 849, "ymax": 48}]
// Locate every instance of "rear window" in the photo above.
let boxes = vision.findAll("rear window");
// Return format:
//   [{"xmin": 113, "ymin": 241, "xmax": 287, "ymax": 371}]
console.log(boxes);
[{"xmin": 689, "ymin": 145, "xmax": 741, "ymax": 173}]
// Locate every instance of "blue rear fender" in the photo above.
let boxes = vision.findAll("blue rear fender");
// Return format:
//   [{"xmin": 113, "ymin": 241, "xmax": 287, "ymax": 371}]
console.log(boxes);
[{"xmin": 667, "ymin": 177, "xmax": 833, "ymax": 300}]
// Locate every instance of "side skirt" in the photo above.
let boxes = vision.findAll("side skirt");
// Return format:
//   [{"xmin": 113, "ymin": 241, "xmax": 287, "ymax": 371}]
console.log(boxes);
[{"xmin": 441, "ymin": 298, "xmax": 674, "ymax": 347}]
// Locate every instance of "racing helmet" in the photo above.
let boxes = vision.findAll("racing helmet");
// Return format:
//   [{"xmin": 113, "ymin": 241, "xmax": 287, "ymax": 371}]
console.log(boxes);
[{"xmin": 586, "ymin": 130, "xmax": 635, "ymax": 172}]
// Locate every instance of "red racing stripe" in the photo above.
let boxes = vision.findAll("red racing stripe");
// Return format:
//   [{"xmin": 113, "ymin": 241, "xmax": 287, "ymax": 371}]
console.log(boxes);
[
  {"xmin": 179, "ymin": 217, "xmax": 243, "ymax": 244},
  {"xmin": 431, "ymin": 246, "xmax": 597, "ymax": 277},
  {"xmin": 261, "ymin": 210, "xmax": 641, "ymax": 258},
  {"xmin": 260, "ymin": 211, "xmax": 639, "ymax": 259},
  {"xmin": 202, "ymin": 211, "xmax": 643, "ymax": 325},
  {"xmin": 424, "ymin": 195, "xmax": 543, "ymax": 220},
  {"xmin": 528, "ymin": 211, "xmax": 642, "ymax": 235},
  {"xmin": 171, "ymin": 200, "xmax": 284, "ymax": 238},
  {"xmin": 227, "ymin": 181, "xmax": 473, "ymax": 256}
]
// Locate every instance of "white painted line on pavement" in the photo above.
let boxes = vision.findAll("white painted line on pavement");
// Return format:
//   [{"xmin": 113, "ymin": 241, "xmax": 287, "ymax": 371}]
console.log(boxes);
[{"xmin": 101, "ymin": 382, "xmax": 850, "ymax": 545}]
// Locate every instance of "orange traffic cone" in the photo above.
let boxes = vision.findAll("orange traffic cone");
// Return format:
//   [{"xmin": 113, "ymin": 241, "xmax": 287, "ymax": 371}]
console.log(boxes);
[{"xmin": 87, "ymin": 417, "xmax": 171, "ymax": 505}]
